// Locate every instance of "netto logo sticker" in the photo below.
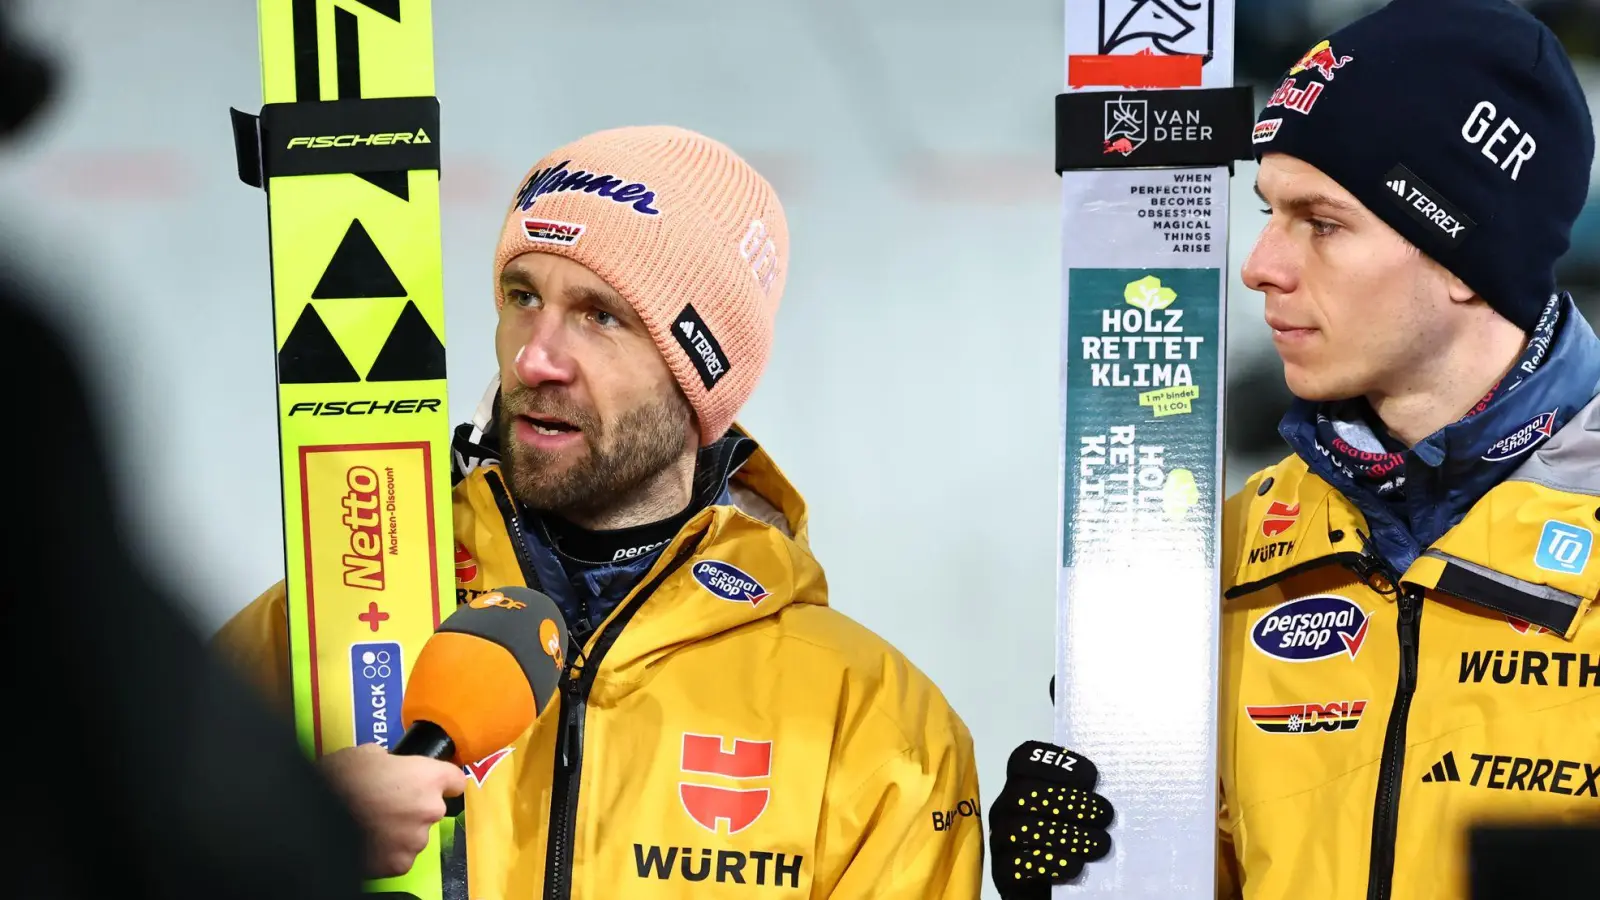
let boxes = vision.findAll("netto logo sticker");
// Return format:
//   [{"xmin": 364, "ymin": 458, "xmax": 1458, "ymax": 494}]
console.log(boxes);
[
  {"xmin": 1251, "ymin": 595, "xmax": 1370, "ymax": 662},
  {"xmin": 692, "ymin": 560, "xmax": 770, "ymax": 606}
]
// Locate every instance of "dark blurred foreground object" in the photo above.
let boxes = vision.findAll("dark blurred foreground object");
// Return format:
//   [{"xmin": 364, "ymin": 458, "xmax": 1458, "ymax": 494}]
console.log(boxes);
[
  {"xmin": 3, "ymin": 263, "xmax": 367, "ymax": 900},
  {"xmin": 1469, "ymin": 819, "xmax": 1600, "ymax": 899},
  {"xmin": 0, "ymin": 0, "xmax": 54, "ymax": 138},
  {"xmin": 3, "ymin": 4, "xmax": 365, "ymax": 893}
]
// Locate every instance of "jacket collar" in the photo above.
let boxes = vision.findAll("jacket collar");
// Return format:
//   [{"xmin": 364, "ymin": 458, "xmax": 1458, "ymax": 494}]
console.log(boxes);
[
  {"xmin": 450, "ymin": 379, "xmax": 823, "ymax": 665},
  {"xmin": 1277, "ymin": 293, "xmax": 1600, "ymax": 573},
  {"xmin": 1234, "ymin": 392, "xmax": 1600, "ymax": 639}
]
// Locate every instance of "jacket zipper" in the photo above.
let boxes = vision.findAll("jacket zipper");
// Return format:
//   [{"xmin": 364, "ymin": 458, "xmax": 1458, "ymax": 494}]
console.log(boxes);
[
  {"xmin": 1355, "ymin": 539, "xmax": 1422, "ymax": 900},
  {"xmin": 542, "ymin": 543, "xmax": 698, "ymax": 900},
  {"xmin": 485, "ymin": 467, "xmax": 699, "ymax": 898}
]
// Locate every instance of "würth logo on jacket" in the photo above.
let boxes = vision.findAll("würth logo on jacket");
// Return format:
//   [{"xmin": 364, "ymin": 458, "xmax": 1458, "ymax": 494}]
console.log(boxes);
[
  {"xmin": 1421, "ymin": 750, "xmax": 1598, "ymax": 798},
  {"xmin": 634, "ymin": 732, "xmax": 805, "ymax": 887},
  {"xmin": 679, "ymin": 732, "xmax": 773, "ymax": 834}
]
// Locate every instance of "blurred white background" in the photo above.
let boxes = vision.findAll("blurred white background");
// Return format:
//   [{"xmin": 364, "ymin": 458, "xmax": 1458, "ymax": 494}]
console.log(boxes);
[{"xmin": 1, "ymin": 2, "xmax": 1595, "ymax": 896}]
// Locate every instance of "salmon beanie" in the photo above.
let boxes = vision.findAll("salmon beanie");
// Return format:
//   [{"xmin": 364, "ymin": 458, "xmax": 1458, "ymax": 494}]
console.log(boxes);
[{"xmin": 492, "ymin": 125, "xmax": 789, "ymax": 447}]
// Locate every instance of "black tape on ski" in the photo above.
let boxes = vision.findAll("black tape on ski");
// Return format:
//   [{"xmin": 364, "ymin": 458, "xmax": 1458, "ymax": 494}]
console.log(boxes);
[
  {"xmin": 1055, "ymin": 86, "xmax": 1255, "ymax": 173},
  {"xmin": 230, "ymin": 96, "xmax": 440, "ymax": 186}
]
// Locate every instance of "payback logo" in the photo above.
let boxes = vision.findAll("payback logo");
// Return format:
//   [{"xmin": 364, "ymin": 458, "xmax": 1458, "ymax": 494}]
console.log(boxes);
[
  {"xmin": 1482, "ymin": 410, "xmax": 1557, "ymax": 462},
  {"xmin": 692, "ymin": 560, "xmax": 770, "ymax": 606},
  {"xmin": 1251, "ymin": 595, "xmax": 1371, "ymax": 663},
  {"xmin": 454, "ymin": 541, "xmax": 478, "ymax": 584},
  {"xmin": 1260, "ymin": 501, "xmax": 1300, "ymax": 537}
]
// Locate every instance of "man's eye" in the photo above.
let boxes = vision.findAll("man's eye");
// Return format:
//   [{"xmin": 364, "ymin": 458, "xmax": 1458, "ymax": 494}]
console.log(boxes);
[
  {"xmin": 1310, "ymin": 218, "xmax": 1340, "ymax": 237},
  {"xmin": 508, "ymin": 289, "xmax": 539, "ymax": 307},
  {"xmin": 591, "ymin": 309, "xmax": 618, "ymax": 327}
]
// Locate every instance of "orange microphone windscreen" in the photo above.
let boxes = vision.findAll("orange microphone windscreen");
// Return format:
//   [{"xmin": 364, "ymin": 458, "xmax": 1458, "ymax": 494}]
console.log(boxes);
[{"xmin": 400, "ymin": 586, "xmax": 569, "ymax": 765}]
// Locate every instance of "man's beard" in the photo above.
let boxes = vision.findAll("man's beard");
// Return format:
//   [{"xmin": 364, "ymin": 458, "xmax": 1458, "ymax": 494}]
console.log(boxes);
[{"xmin": 498, "ymin": 383, "xmax": 692, "ymax": 519}]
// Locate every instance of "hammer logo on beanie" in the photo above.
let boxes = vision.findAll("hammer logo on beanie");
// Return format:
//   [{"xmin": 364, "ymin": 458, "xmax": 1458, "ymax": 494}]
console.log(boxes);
[
  {"xmin": 513, "ymin": 158, "xmax": 662, "ymax": 216},
  {"xmin": 493, "ymin": 125, "xmax": 790, "ymax": 445}
]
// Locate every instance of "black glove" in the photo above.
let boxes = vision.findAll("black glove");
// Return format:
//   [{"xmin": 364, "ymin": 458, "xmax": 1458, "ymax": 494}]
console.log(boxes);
[{"xmin": 988, "ymin": 740, "xmax": 1114, "ymax": 899}]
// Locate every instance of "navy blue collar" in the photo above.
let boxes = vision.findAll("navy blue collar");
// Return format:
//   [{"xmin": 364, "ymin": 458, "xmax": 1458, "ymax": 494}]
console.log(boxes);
[{"xmin": 1279, "ymin": 293, "xmax": 1600, "ymax": 573}]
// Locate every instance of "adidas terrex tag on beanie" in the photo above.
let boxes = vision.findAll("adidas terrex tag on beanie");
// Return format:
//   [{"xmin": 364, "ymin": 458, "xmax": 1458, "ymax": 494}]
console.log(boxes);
[
  {"xmin": 492, "ymin": 126, "xmax": 788, "ymax": 447},
  {"xmin": 1251, "ymin": 0, "xmax": 1594, "ymax": 332}
]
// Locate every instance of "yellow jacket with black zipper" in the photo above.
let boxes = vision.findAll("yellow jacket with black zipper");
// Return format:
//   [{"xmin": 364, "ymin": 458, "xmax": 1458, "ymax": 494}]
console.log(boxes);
[
  {"xmin": 214, "ymin": 405, "xmax": 984, "ymax": 899},
  {"xmin": 1216, "ymin": 293, "xmax": 1600, "ymax": 900}
]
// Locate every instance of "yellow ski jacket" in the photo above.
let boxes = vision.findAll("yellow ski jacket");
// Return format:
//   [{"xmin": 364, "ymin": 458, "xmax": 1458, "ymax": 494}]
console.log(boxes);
[
  {"xmin": 215, "ymin": 437, "xmax": 984, "ymax": 899},
  {"xmin": 1216, "ymin": 393, "xmax": 1600, "ymax": 900}
]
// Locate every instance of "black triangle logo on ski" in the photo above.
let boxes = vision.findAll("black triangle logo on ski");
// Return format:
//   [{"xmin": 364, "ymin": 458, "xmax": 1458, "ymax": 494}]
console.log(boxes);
[
  {"xmin": 278, "ymin": 304, "xmax": 360, "ymax": 384},
  {"xmin": 357, "ymin": 170, "xmax": 410, "ymax": 201},
  {"xmin": 312, "ymin": 219, "xmax": 407, "ymax": 299},
  {"xmin": 349, "ymin": 0, "xmax": 401, "ymax": 21},
  {"xmin": 366, "ymin": 300, "xmax": 446, "ymax": 382}
]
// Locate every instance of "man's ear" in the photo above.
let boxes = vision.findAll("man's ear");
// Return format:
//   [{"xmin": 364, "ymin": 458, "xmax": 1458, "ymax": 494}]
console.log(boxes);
[{"xmin": 1442, "ymin": 266, "xmax": 1480, "ymax": 306}]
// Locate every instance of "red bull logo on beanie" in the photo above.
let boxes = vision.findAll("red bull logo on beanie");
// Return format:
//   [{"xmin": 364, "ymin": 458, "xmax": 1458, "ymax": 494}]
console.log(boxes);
[
  {"xmin": 513, "ymin": 159, "xmax": 661, "ymax": 215},
  {"xmin": 1266, "ymin": 78, "xmax": 1326, "ymax": 115},
  {"xmin": 1251, "ymin": 595, "xmax": 1371, "ymax": 663},
  {"xmin": 692, "ymin": 560, "xmax": 770, "ymax": 606},
  {"xmin": 1289, "ymin": 40, "xmax": 1352, "ymax": 81},
  {"xmin": 1483, "ymin": 410, "xmax": 1558, "ymax": 462}
]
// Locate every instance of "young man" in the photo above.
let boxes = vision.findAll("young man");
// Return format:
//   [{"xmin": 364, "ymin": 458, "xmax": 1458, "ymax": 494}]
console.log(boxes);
[
  {"xmin": 988, "ymin": 1, "xmax": 1599, "ymax": 898},
  {"xmin": 216, "ymin": 125, "xmax": 984, "ymax": 899}
]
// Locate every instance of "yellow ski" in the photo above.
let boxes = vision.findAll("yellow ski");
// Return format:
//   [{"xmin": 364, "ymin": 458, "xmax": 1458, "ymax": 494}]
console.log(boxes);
[{"xmin": 231, "ymin": 2, "xmax": 451, "ymax": 897}]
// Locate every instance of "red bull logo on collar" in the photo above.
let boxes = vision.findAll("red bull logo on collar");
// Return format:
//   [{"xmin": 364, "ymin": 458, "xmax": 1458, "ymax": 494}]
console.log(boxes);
[
  {"xmin": 1482, "ymin": 410, "xmax": 1558, "ymax": 462},
  {"xmin": 1289, "ymin": 40, "xmax": 1352, "ymax": 81},
  {"xmin": 692, "ymin": 560, "xmax": 771, "ymax": 606}
]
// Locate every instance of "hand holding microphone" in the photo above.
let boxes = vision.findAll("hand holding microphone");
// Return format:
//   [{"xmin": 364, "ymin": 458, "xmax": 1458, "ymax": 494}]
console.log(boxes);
[{"xmin": 319, "ymin": 586, "xmax": 569, "ymax": 879}]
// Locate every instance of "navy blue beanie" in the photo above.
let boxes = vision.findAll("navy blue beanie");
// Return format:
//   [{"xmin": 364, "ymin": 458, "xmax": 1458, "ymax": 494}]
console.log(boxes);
[{"xmin": 1251, "ymin": 0, "xmax": 1594, "ymax": 332}]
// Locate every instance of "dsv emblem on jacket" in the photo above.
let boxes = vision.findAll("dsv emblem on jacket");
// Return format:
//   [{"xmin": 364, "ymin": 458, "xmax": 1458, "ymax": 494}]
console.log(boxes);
[{"xmin": 679, "ymin": 732, "xmax": 773, "ymax": 833}]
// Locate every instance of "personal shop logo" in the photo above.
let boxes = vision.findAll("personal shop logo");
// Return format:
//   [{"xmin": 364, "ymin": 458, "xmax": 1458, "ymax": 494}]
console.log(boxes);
[{"xmin": 1251, "ymin": 595, "xmax": 1371, "ymax": 663}]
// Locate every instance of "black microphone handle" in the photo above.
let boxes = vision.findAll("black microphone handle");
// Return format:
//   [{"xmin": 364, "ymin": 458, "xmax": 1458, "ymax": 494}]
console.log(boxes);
[{"xmin": 391, "ymin": 720, "xmax": 456, "ymax": 761}]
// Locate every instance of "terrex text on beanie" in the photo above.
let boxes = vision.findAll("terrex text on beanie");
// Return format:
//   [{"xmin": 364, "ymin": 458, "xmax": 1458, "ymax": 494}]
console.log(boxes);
[
  {"xmin": 493, "ymin": 126, "xmax": 788, "ymax": 447},
  {"xmin": 1251, "ymin": 0, "xmax": 1594, "ymax": 332}
]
